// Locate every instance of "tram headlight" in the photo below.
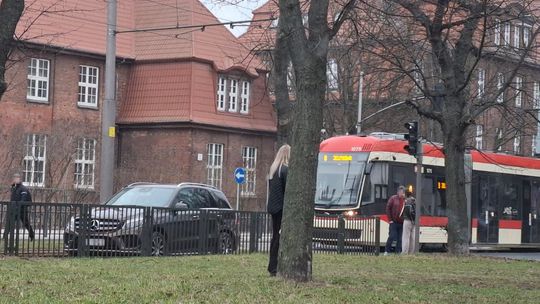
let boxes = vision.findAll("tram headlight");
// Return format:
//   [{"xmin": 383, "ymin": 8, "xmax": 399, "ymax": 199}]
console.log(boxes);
[{"xmin": 343, "ymin": 210, "xmax": 358, "ymax": 217}]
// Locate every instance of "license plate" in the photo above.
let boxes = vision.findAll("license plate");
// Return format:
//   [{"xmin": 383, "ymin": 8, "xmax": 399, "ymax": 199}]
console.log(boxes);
[{"xmin": 86, "ymin": 239, "xmax": 105, "ymax": 247}]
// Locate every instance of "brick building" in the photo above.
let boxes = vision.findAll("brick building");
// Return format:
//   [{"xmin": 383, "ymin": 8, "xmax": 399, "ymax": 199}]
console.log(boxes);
[
  {"xmin": 0, "ymin": 0, "xmax": 277, "ymax": 209},
  {"xmin": 242, "ymin": 1, "xmax": 540, "ymax": 157}
]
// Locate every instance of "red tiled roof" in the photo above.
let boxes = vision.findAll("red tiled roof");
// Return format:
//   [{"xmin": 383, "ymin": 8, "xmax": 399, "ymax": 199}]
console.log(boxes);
[{"xmin": 14, "ymin": 0, "xmax": 135, "ymax": 58}]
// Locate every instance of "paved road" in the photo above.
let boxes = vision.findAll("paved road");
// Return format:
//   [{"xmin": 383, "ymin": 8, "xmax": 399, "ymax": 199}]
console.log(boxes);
[{"xmin": 475, "ymin": 252, "xmax": 540, "ymax": 261}]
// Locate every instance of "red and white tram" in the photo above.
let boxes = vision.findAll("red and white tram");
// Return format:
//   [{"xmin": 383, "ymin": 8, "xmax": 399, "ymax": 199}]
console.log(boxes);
[{"xmin": 314, "ymin": 134, "xmax": 540, "ymax": 248}]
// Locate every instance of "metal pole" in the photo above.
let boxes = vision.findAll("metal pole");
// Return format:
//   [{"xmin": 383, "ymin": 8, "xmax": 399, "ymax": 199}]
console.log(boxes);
[
  {"xmin": 100, "ymin": 0, "xmax": 117, "ymax": 202},
  {"xmin": 414, "ymin": 133, "xmax": 423, "ymax": 253},
  {"xmin": 356, "ymin": 71, "xmax": 364, "ymax": 134},
  {"xmin": 236, "ymin": 183, "xmax": 240, "ymax": 210}
]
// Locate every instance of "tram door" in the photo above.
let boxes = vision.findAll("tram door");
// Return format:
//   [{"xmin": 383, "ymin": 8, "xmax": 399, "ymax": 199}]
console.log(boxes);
[
  {"xmin": 523, "ymin": 181, "xmax": 540, "ymax": 243},
  {"xmin": 477, "ymin": 176, "xmax": 499, "ymax": 243}
]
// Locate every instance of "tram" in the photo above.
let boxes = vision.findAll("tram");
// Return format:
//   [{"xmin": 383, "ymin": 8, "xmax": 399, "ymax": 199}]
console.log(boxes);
[{"xmin": 313, "ymin": 134, "xmax": 540, "ymax": 248}]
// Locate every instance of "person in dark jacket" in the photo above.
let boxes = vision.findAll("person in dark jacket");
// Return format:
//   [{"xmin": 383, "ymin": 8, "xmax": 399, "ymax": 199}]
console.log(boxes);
[
  {"xmin": 266, "ymin": 144, "xmax": 290, "ymax": 276},
  {"xmin": 384, "ymin": 185, "xmax": 405, "ymax": 255},
  {"xmin": 401, "ymin": 190, "xmax": 416, "ymax": 254},
  {"xmin": 10, "ymin": 173, "xmax": 35, "ymax": 241}
]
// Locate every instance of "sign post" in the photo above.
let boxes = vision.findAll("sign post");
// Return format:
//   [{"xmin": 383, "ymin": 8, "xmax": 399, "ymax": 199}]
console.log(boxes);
[{"xmin": 234, "ymin": 167, "xmax": 246, "ymax": 210}]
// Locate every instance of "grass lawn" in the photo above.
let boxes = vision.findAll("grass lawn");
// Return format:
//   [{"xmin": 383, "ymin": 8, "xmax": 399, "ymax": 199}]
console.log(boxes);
[{"xmin": 0, "ymin": 254, "xmax": 539, "ymax": 304}]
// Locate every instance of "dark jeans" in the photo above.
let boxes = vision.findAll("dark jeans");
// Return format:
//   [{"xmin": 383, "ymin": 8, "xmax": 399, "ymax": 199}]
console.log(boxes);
[
  {"xmin": 2, "ymin": 204, "xmax": 35, "ymax": 242},
  {"xmin": 268, "ymin": 211, "xmax": 282, "ymax": 274},
  {"xmin": 385, "ymin": 222, "xmax": 403, "ymax": 253}
]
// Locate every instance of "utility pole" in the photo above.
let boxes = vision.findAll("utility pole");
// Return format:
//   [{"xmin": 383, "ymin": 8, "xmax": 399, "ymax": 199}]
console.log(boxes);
[
  {"xmin": 356, "ymin": 71, "xmax": 364, "ymax": 134},
  {"xmin": 414, "ymin": 138, "xmax": 423, "ymax": 253},
  {"xmin": 100, "ymin": 0, "xmax": 117, "ymax": 202}
]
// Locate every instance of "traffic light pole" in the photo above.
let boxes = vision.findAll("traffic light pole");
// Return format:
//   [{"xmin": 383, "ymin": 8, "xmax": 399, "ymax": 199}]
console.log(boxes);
[{"xmin": 414, "ymin": 139, "xmax": 422, "ymax": 254}]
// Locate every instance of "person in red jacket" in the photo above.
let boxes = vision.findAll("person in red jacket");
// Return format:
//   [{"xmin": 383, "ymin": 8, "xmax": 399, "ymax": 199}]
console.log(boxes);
[{"xmin": 384, "ymin": 186, "xmax": 406, "ymax": 255}]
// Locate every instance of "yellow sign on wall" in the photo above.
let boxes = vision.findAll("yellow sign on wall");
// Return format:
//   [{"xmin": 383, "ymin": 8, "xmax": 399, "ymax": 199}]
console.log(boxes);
[{"xmin": 108, "ymin": 126, "xmax": 116, "ymax": 138}]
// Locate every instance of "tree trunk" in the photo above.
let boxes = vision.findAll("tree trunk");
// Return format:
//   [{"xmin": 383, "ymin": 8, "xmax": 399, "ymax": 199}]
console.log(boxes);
[
  {"xmin": 0, "ymin": 0, "xmax": 24, "ymax": 99},
  {"xmin": 272, "ymin": 28, "xmax": 292, "ymax": 146},
  {"xmin": 278, "ymin": 56, "xmax": 326, "ymax": 281},
  {"xmin": 442, "ymin": 122, "xmax": 470, "ymax": 255}
]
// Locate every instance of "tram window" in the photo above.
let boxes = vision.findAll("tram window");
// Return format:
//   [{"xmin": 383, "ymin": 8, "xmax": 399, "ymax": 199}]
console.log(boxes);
[
  {"xmin": 501, "ymin": 179, "xmax": 520, "ymax": 220},
  {"xmin": 375, "ymin": 185, "xmax": 388, "ymax": 200},
  {"xmin": 361, "ymin": 176, "xmax": 372, "ymax": 203}
]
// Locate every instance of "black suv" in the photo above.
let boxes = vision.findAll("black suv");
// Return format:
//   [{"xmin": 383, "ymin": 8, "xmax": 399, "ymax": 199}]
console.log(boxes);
[{"xmin": 63, "ymin": 183, "xmax": 237, "ymax": 256}]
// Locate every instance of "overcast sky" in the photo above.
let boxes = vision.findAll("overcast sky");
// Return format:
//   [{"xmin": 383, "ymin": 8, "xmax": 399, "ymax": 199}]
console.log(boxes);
[{"xmin": 201, "ymin": 0, "xmax": 268, "ymax": 36}]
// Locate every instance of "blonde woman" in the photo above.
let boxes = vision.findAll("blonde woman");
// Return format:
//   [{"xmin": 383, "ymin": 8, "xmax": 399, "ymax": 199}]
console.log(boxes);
[{"xmin": 266, "ymin": 144, "xmax": 291, "ymax": 276}]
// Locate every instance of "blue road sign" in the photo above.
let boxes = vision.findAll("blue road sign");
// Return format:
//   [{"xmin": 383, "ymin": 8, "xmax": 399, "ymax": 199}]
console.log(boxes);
[{"xmin": 234, "ymin": 167, "xmax": 246, "ymax": 184}]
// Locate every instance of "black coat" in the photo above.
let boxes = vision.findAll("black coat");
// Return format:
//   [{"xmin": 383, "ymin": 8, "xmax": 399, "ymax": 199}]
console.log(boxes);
[
  {"xmin": 11, "ymin": 183, "xmax": 32, "ymax": 202},
  {"xmin": 266, "ymin": 165, "xmax": 288, "ymax": 215}
]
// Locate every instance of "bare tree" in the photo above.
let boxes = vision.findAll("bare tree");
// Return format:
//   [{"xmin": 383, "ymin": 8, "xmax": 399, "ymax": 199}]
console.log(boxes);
[
  {"xmin": 0, "ymin": 0, "xmax": 24, "ymax": 99},
  {"xmin": 355, "ymin": 0, "xmax": 540, "ymax": 254},
  {"xmin": 273, "ymin": 0, "xmax": 357, "ymax": 282}
]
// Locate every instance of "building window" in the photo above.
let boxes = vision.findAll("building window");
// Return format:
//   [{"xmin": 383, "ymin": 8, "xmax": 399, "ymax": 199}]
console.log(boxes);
[
  {"xmin": 302, "ymin": 14, "xmax": 308, "ymax": 27},
  {"xmin": 270, "ymin": 17, "xmax": 279, "ymax": 28},
  {"xmin": 494, "ymin": 19, "xmax": 501, "ymax": 46},
  {"xmin": 515, "ymin": 76, "xmax": 522, "ymax": 107},
  {"xmin": 496, "ymin": 128, "xmax": 503, "ymax": 151},
  {"xmin": 216, "ymin": 76, "xmax": 250, "ymax": 114},
  {"xmin": 217, "ymin": 76, "xmax": 227, "ymax": 111},
  {"xmin": 74, "ymin": 138, "xmax": 96, "ymax": 189},
  {"xmin": 514, "ymin": 135, "xmax": 521, "ymax": 154},
  {"xmin": 504, "ymin": 22, "xmax": 511, "ymax": 46},
  {"xmin": 477, "ymin": 68, "xmax": 485, "ymax": 99},
  {"xmin": 533, "ymin": 135, "xmax": 537, "ymax": 157},
  {"xmin": 475, "ymin": 125, "xmax": 483, "ymax": 150},
  {"xmin": 240, "ymin": 81, "xmax": 250, "ymax": 114},
  {"xmin": 78, "ymin": 66, "xmax": 99, "ymax": 108},
  {"xmin": 241, "ymin": 146, "xmax": 257, "ymax": 196},
  {"xmin": 327, "ymin": 58, "xmax": 339, "ymax": 91},
  {"xmin": 27, "ymin": 58, "xmax": 50, "ymax": 102},
  {"xmin": 534, "ymin": 82, "xmax": 540, "ymax": 109},
  {"xmin": 497, "ymin": 73, "xmax": 505, "ymax": 103},
  {"xmin": 207, "ymin": 143, "xmax": 223, "ymax": 189},
  {"xmin": 513, "ymin": 24, "xmax": 521, "ymax": 48},
  {"xmin": 228, "ymin": 79, "xmax": 238, "ymax": 112},
  {"xmin": 523, "ymin": 25, "xmax": 532, "ymax": 47},
  {"xmin": 23, "ymin": 134, "xmax": 47, "ymax": 187}
]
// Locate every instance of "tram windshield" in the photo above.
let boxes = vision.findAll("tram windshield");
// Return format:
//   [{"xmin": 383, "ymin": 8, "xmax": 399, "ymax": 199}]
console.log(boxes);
[{"xmin": 315, "ymin": 152, "xmax": 368, "ymax": 208}]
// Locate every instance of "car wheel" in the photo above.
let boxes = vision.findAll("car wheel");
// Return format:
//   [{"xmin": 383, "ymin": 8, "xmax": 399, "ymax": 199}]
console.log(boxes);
[
  {"xmin": 151, "ymin": 231, "xmax": 166, "ymax": 256},
  {"xmin": 218, "ymin": 231, "xmax": 235, "ymax": 254}
]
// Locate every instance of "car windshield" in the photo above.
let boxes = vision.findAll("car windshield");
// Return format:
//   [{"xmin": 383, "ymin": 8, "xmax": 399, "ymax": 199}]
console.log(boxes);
[
  {"xmin": 106, "ymin": 187, "xmax": 176, "ymax": 208},
  {"xmin": 315, "ymin": 153, "xmax": 368, "ymax": 208}
]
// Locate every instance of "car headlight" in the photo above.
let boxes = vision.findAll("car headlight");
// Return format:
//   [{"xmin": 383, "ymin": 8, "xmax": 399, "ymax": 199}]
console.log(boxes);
[
  {"xmin": 124, "ymin": 218, "xmax": 144, "ymax": 230},
  {"xmin": 65, "ymin": 217, "xmax": 75, "ymax": 231}
]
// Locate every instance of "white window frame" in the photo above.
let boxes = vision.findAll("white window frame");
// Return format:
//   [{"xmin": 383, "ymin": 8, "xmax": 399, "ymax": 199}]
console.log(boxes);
[
  {"xmin": 23, "ymin": 134, "xmax": 47, "ymax": 187},
  {"xmin": 504, "ymin": 22, "xmax": 511, "ymax": 46},
  {"xmin": 514, "ymin": 135, "xmax": 521, "ymax": 154},
  {"xmin": 515, "ymin": 76, "xmax": 523, "ymax": 107},
  {"xmin": 327, "ymin": 58, "xmax": 339, "ymax": 91},
  {"xmin": 496, "ymin": 128, "xmax": 503, "ymax": 152},
  {"xmin": 207, "ymin": 143, "xmax": 223, "ymax": 189},
  {"xmin": 523, "ymin": 24, "xmax": 532, "ymax": 48},
  {"xmin": 74, "ymin": 138, "xmax": 96, "ymax": 189},
  {"xmin": 514, "ymin": 24, "xmax": 521, "ymax": 48},
  {"xmin": 477, "ymin": 68, "xmax": 485, "ymax": 99},
  {"xmin": 302, "ymin": 14, "xmax": 308, "ymax": 27},
  {"xmin": 497, "ymin": 72, "xmax": 505, "ymax": 103},
  {"xmin": 494, "ymin": 19, "xmax": 501, "ymax": 46},
  {"xmin": 216, "ymin": 76, "xmax": 227, "ymax": 111},
  {"xmin": 228, "ymin": 79, "xmax": 238, "ymax": 112},
  {"xmin": 78, "ymin": 65, "xmax": 99, "ymax": 108},
  {"xmin": 241, "ymin": 146, "xmax": 257, "ymax": 197},
  {"xmin": 27, "ymin": 58, "xmax": 50, "ymax": 103},
  {"xmin": 475, "ymin": 125, "xmax": 483, "ymax": 150},
  {"xmin": 240, "ymin": 81, "xmax": 250, "ymax": 114},
  {"xmin": 271, "ymin": 17, "xmax": 279, "ymax": 28}
]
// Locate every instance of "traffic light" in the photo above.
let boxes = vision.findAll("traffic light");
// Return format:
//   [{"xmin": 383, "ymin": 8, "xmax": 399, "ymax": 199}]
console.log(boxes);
[{"xmin": 404, "ymin": 121, "xmax": 419, "ymax": 157}]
